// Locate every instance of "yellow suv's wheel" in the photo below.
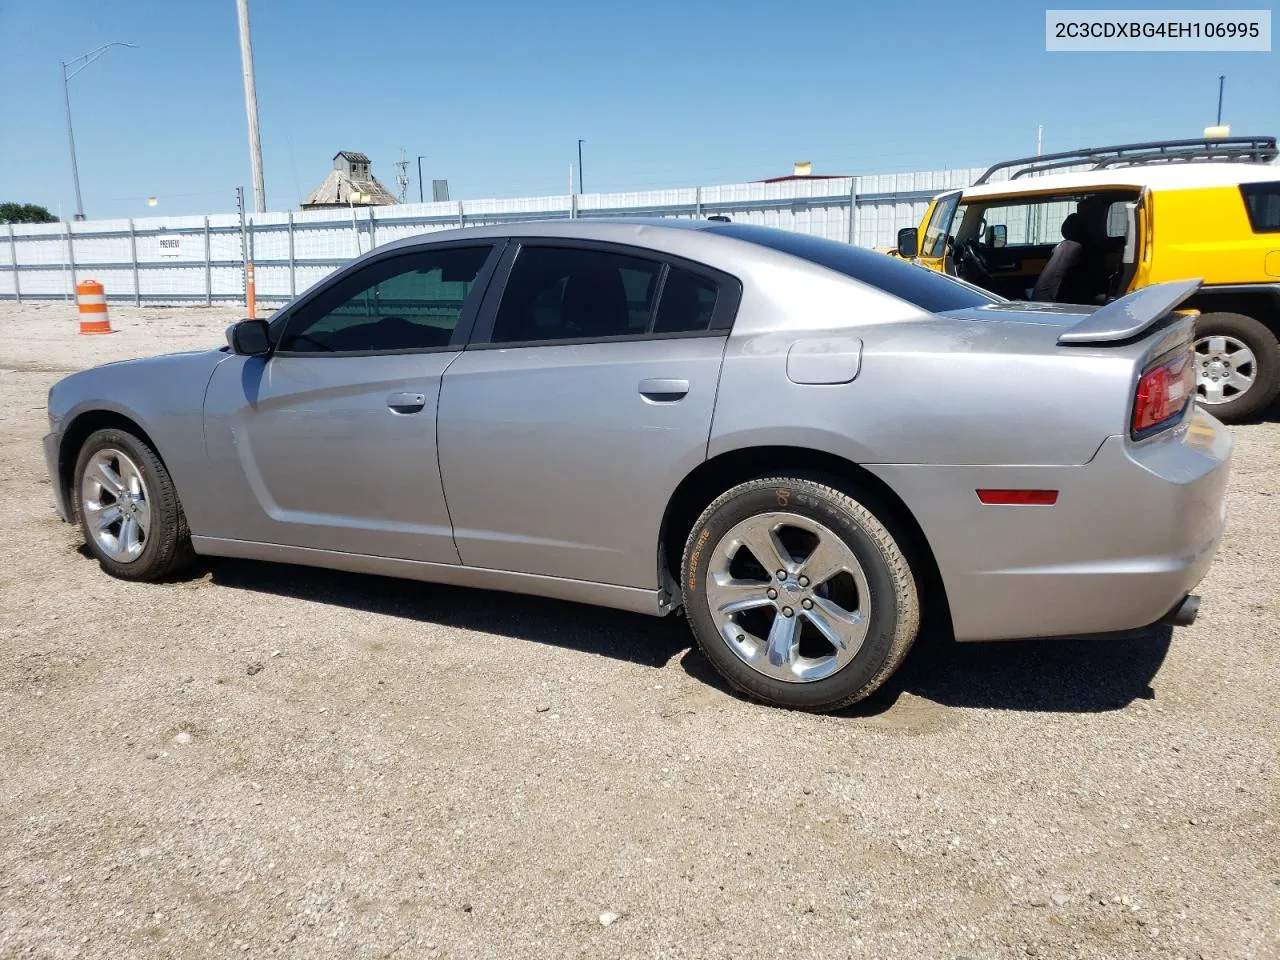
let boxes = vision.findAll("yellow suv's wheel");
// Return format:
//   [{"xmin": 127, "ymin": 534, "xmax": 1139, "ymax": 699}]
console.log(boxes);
[{"xmin": 1193, "ymin": 312, "xmax": 1280, "ymax": 422}]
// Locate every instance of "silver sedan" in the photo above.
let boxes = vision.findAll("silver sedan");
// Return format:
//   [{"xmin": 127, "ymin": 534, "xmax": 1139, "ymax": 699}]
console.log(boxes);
[{"xmin": 44, "ymin": 220, "xmax": 1230, "ymax": 711}]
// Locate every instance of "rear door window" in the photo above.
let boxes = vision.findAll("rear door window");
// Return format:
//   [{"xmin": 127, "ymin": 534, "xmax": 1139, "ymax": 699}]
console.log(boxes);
[
  {"xmin": 490, "ymin": 246, "xmax": 662, "ymax": 344},
  {"xmin": 654, "ymin": 267, "xmax": 718, "ymax": 333}
]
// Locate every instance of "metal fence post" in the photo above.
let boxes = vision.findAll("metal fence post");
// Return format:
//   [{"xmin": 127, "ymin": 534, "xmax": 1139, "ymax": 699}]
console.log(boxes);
[
  {"xmin": 287, "ymin": 212, "xmax": 296, "ymax": 297},
  {"xmin": 457, "ymin": 200, "xmax": 464, "ymax": 228},
  {"xmin": 65, "ymin": 221, "xmax": 77, "ymax": 301},
  {"xmin": 6, "ymin": 223, "xmax": 19, "ymax": 303},
  {"xmin": 569, "ymin": 192, "xmax": 577, "ymax": 220},
  {"xmin": 128, "ymin": 218, "xmax": 141, "ymax": 305},
  {"xmin": 695, "ymin": 186, "xmax": 702, "ymax": 219},
  {"xmin": 847, "ymin": 176, "xmax": 860, "ymax": 246},
  {"xmin": 204, "ymin": 216, "xmax": 212, "ymax": 306},
  {"xmin": 368, "ymin": 207, "xmax": 376, "ymax": 250}
]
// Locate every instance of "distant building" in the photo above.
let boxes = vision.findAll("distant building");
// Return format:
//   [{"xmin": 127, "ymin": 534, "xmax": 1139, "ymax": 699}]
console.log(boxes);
[
  {"xmin": 301, "ymin": 151, "xmax": 399, "ymax": 210},
  {"xmin": 754, "ymin": 161, "xmax": 850, "ymax": 184}
]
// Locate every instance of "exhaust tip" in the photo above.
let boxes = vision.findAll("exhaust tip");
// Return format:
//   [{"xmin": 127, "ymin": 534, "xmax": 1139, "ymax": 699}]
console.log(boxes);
[{"xmin": 1161, "ymin": 594, "xmax": 1200, "ymax": 627}]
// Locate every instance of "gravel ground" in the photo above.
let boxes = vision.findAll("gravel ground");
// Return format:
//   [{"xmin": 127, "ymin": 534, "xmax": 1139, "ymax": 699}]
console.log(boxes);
[{"xmin": 1, "ymin": 301, "xmax": 1277, "ymax": 960}]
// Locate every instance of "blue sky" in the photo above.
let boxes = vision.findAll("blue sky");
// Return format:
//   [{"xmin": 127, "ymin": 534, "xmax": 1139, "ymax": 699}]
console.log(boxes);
[{"xmin": 1, "ymin": 0, "xmax": 1275, "ymax": 219}]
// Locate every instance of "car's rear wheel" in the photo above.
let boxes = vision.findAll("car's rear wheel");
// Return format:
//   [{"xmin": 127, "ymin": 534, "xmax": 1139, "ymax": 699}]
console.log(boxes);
[
  {"xmin": 680, "ymin": 476, "xmax": 920, "ymax": 711},
  {"xmin": 74, "ymin": 427, "xmax": 195, "ymax": 581},
  {"xmin": 1193, "ymin": 312, "xmax": 1280, "ymax": 422}
]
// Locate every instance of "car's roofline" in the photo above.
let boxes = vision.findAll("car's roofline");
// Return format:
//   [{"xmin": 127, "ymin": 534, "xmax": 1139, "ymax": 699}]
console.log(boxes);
[
  {"xmin": 372, "ymin": 217, "xmax": 721, "ymax": 255},
  {"xmin": 957, "ymin": 161, "xmax": 1280, "ymax": 200}
]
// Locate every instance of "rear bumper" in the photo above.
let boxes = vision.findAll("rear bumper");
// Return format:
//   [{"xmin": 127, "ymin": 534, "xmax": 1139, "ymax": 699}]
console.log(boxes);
[
  {"xmin": 44, "ymin": 431, "xmax": 73, "ymax": 524},
  {"xmin": 868, "ymin": 408, "xmax": 1232, "ymax": 641}
]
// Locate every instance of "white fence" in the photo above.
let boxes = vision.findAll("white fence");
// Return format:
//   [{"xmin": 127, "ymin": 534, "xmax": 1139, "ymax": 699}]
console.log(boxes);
[{"xmin": 1, "ymin": 167, "xmax": 983, "ymax": 306}]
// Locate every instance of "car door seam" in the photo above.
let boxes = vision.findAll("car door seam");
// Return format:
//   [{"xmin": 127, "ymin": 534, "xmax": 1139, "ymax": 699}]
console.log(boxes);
[{"xmin": 436, "ymin": 349, "xmax": 466, "ymax": 563}]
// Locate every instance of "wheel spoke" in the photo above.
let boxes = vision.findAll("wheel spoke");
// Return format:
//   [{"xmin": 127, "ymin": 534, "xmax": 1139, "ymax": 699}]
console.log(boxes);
[
  {"xmin": 1207, "ymin": 336, "xmax": 1227, "ymax": 355},
  {"xmin": 1200, "ymin": 379, "xmax": 1225, "ymax": 402},
  {"xmin": 797, "ymin": 536, "xmax": 850, "ymax": 589},
  {"xmin": 706, "ymin": 574, "xmax": 774, "ymax": 615},
  {"xmin": 86, "ymin": 501, "xmax": 122, "ymax": 531},
  {"xmin": 95, "ymin": 459, "xmax": 125, "ymax": 495},
  {"xmin": 764, "ymin": 612, "xmax": 800, "ymax": 669},
  {"xmin": 1228, "ymin": 369, "xmax": 1255, "ymax": 391},
  {"xmin": 133, "ymin": 498, "xmax": 151, "ymax": 535},
  {"xmin": 1228, "ymin": 344, "xmax": 1255, "ymax": 369},
  {"xmin": 804, "ymin": 597, "xmax": 868, "ymax": 655},
  {"xmin": 118, "ymin": 516, "xmax": 139, "ymax": 556},
  {"xmin": 738, "ymin": 522, "xmax": 791, "ymax": 577}
]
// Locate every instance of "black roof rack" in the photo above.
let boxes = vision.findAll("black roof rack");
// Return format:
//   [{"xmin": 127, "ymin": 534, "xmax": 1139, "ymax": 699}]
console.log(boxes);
[{"xmin": 973, "ymin": 137, "xmax": 1277, "ymax": 185}]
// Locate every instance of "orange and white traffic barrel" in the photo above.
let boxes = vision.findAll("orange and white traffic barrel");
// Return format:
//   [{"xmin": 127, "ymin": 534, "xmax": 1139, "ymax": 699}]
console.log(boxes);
[{"xmin": 76, "ymin": 280, "xmax": 112, "ymax": 335}]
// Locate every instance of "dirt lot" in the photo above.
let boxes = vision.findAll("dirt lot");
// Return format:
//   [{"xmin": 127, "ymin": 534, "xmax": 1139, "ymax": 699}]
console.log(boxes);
[{"xmin": 1, "ymin": 301, "xmax": 1276, "ymax": 960}]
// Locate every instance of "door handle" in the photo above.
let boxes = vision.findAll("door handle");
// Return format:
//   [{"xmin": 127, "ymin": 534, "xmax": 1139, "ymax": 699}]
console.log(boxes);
[
  {"xmin": 637, "ymin": 378, "xmax": 690, "ymax": 403},
  {"xmin": 387, "ymin": 392, "xmax": 427, "ymax": 414}
]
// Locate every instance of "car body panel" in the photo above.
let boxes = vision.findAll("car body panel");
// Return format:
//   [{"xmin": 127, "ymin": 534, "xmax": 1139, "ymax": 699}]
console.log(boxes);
[
  {"xmin": 865, "ymin": 408, "xmax": 1231, "ymax": 640},
  {"xmin": 438, "ymin": 336, "xmax": 727, "ymax": 587},
  {"xmin": 45, "ymin": 349, "xmax": 229, "ymax": 531},
  {"xmin": 201, "ymin": 350, "xmax": 462, "ymax": 562}
]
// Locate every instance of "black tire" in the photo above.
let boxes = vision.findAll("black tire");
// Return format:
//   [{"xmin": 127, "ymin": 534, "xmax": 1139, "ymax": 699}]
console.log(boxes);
[
  {"xmin": 73, "ymin": 427, "xmax": 195, "ymax": 581},
  {"xmin": 1193, "ymin": 312, "xmax": 1280, "ymax": 423},
  {"xmin": 680, "ymin": 476, "xmax": 920, "ymax": 712}
]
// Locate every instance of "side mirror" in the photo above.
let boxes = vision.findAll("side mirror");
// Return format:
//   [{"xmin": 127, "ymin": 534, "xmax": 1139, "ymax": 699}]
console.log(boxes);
[
  {"xmin": 986, "ymin": 224, "xmax": 1007, "ymax": 248},
  {"xmin": 226, "ymin": 318, "xmax": 271, "ymax": 356},
  {"xmin": 896, "ymin": 227, "xmax": 918, "ymax": 259}
]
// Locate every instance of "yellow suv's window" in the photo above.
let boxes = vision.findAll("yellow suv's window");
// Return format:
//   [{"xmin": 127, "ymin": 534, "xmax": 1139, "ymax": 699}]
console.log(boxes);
[{"xmin": 1240, "ymin": 182, "xmax": 1280, "ymax": 233}]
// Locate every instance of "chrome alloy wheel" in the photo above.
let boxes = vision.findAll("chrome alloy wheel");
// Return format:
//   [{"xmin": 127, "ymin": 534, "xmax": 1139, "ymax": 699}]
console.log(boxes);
[
  {"xmin": 81, "ymin": 448, "xmax": 151, "ymax": 563},
  {"xmin": 705, "ymin": 512, "xmax": 871, "ymax": 683},
  {"xmin": 1195, "ymin": 335, "xmax": 1255, "ymax": 405}
]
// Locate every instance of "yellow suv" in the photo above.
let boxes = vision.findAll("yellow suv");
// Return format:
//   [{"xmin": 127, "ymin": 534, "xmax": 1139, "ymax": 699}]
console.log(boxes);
[{"xmin": 896, "ymin": 137, "xmax": 1280, "ymax": 422}]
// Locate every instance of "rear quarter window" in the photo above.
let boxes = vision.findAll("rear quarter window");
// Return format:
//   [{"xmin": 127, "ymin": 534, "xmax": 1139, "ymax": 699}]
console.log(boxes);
[
  {"xmin": 1240, "ymin": 182, "xmax": 1280, "ymax": 233},
  {"xmin": 706, "ymin": 223, "xmax": 1001, "ymax": 313}
]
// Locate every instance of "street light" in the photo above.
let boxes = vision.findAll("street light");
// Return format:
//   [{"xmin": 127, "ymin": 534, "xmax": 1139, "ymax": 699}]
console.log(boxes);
[
  {"xmin": 61, "ymin": 42, "xmax": 137, "ymax": 221},
  {"xmin": 577, "ymin": 139, "xmax": 585, "ymax": 194},
  {"xmin": 417, "ymin": 155, "xmax": 427, "ymax": 203}
]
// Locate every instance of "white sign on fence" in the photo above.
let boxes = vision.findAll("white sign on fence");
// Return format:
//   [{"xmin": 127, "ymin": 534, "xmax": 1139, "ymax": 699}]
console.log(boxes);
[{"xmin": 157, "ymin": 235, "xmax": 182, "ymax": 258}]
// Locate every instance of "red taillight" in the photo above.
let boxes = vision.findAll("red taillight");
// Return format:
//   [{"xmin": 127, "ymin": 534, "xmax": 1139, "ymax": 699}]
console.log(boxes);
[{"xmin": 1133, "ymin": 350, "xmax": 1193, "ymax": 436}]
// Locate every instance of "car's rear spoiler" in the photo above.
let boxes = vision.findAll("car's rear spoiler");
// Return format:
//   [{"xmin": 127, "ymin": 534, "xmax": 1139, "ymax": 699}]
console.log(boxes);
[{"xmin": 1057, "ymin": 279, "xmax": 1202, "ymax": 345}]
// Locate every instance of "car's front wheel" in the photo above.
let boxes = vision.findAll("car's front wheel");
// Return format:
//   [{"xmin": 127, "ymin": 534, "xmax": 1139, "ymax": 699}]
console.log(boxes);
[
  {"xmin": 74, "ymin": 427, "xmax": 195, "ymax": 581},
  {"xmin": 681, "ymin": 476, "xmax": 920, "ymax": 711}
]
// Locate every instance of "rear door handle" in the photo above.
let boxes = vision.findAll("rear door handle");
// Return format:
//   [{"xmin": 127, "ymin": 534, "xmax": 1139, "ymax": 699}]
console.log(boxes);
[
  {"xmin": 637, "ymin": 378, "xmax": 690, "ymax": 403},
  {"xmin": 387, "ymin": 391, "xmax": 427, "ymax": 414}
]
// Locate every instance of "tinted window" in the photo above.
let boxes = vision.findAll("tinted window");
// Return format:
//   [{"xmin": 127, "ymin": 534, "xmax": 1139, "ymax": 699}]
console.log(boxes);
[
  {"xmin": 280, "ymin": 246, "xmax": 491, "ymax": 353},
  {"xmin": 706, "ymin": 222, "xmax": 999, "ymax": 313},
  {"xmin": 492, "ymin": 246, "xmax": 662, "ymax": 343},
  {"xmin": 654, "ymin": 267, "xmax": 718, "ymax": 333},
  {"xmin": 1241, "ymin": 182, "xmax": 1280, "ymax": 233}
]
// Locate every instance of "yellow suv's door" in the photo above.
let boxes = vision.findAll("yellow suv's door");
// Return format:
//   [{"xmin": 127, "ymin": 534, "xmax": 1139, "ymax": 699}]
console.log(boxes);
[{"xmin": 916, "ymin": 190, "xmax": 962, "ymax": 273}]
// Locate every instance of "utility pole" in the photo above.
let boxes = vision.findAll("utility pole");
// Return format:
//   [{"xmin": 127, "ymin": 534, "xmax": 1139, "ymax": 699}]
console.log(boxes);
[
  {"xmin": 61, "ymin": 42, "xmax": 137, "ymax": 221},
  {"xmin": 577, "ymin": 139, "xmax": 585, "ymax": 194},
  {"xmin": 236, "ymin": 0, "xmax": 267, "ymax": 212},
  {"xmin": 1216, "ymin": 75, "xmax": 1225, "ymax": 125},
  {"xmin": 1036, "ymin": 124, "xmax": 1043, "ymax": 157},
  {"xmin": 417, "ymin": 156, "xmax": 427, "ymax": 203}
]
